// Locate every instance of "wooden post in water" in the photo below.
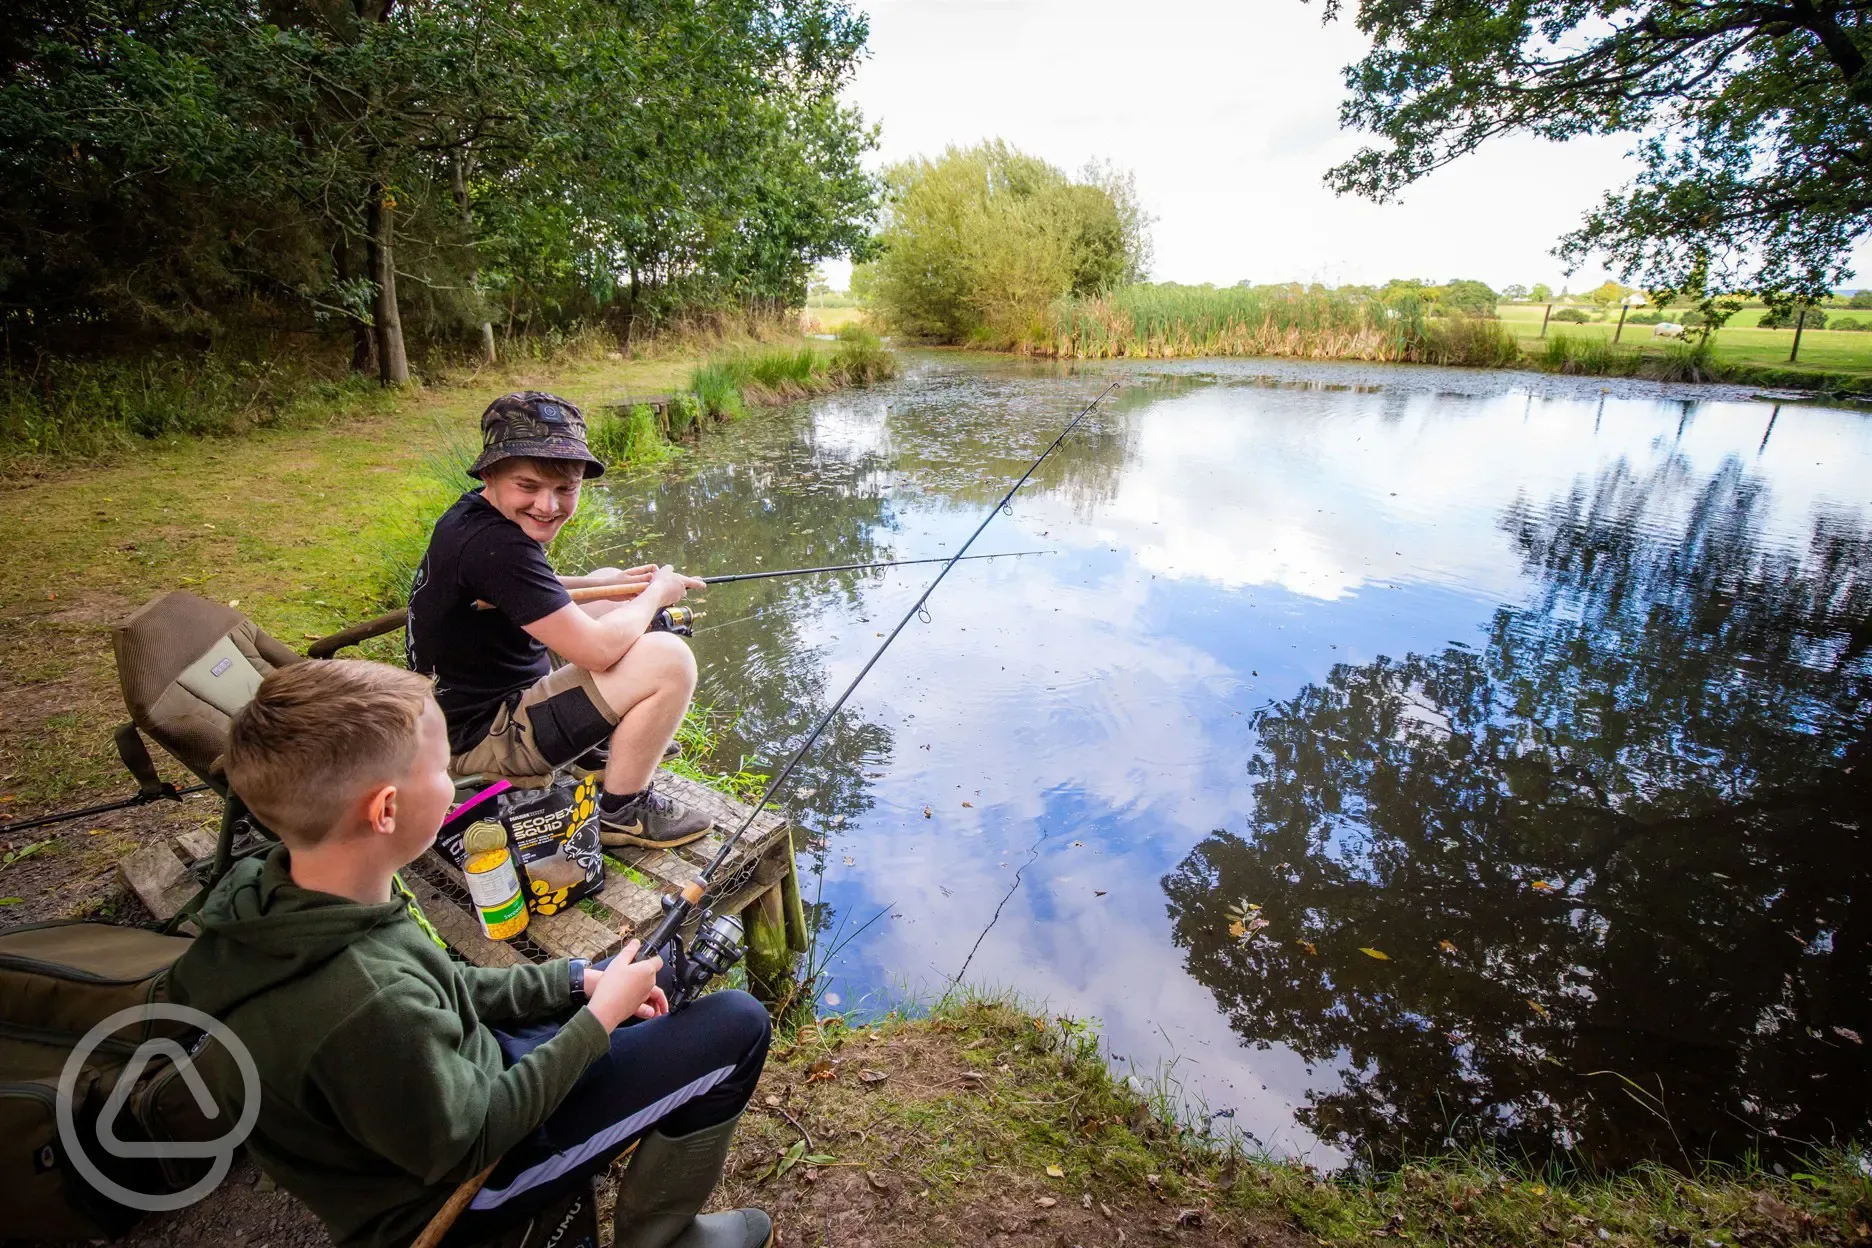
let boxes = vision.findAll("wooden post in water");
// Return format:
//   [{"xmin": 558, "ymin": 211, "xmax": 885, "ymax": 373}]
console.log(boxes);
[
  {"xmin": 1613, "ymin": 303, "xmax": 1630, "ymax": 343},
  {"xmin": 741, "ymin": 885, "xmax": 792, "ymax": 1005},
  {"xmin": 779, "ymin": 830, "xmax": 809, "ymax": 954},
  {"xmin": 1539, "ymin": 304, "xmax": 1553, "ymax": 338},
  {"xmin": 1790, "ymin": 306, "xmax": 1807, "ymax": 362}
]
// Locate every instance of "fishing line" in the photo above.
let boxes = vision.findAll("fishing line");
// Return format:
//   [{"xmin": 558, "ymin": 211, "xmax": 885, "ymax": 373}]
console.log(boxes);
[{"xmin": 635, "ymin": 380, "xmax": 1121, "ymax": 956}]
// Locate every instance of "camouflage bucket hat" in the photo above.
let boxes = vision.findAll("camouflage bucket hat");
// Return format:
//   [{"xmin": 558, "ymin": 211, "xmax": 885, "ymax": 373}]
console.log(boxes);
[{"xmin": 469, "ymin": 391, "xmax": 605, "ymax": 480}]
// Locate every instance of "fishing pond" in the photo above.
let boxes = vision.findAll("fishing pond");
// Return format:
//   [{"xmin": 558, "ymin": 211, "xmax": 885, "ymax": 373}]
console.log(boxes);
[{"xmin": 583, "ymin": 352, "xmax": 1871, "ymax": 1170}]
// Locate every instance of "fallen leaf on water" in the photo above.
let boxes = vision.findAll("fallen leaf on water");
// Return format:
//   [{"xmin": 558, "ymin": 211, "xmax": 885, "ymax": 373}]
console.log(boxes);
[
  {"xmin": 1359, "ymin": 947, "xmax": 1391, "ymax": 961},
  {"xmin": 1035, "ymin": 1197, "xmax": 1058, "ymax": 1208},
  {"xmin": 1529, "ymin": 880, "xmax": 1556, "ymax": 891},
  {"xmin": 922, "ymin": 806, "xmax": 932, "ymax": 818},
  {"xmin": 794, "ymin": 787, "xmax": 817, "ymax": 798},
  {"xmin": 1528, "ymin": 999, "xmax": 1550, "ymax": 1019},
  {"xmin": 1439, "ymin": 939, "xmax": 1460, "ymax": 954},
  {"xmin": 1834, "ymin": 1026, "xmax": 1863, "ymax": 1044},
  {"xmin": 1071, "ymin": 840, "xmax": 1085, "ymax": 847},
  {"xmin": 1094, "ymin": 890, "xmax": 1107, "ymax": 897},
  {"xmin": 1299, "ymin": 940, "xmax": 1318, "ymax": 955},
  {"xmin": 961, "ymin": 801, "xmax": 973, "ymax": 807},
  {"xmin": 1045, "ymin": 1164, "xmax": 1066, "ymax": 1179},
  {"xmin": 1228, "ymin": 920, "xmax": 1247, "ymax": 939},
  {"xmin": 842, "ymin": 856, "xmax": 855, "ymax": 866}
]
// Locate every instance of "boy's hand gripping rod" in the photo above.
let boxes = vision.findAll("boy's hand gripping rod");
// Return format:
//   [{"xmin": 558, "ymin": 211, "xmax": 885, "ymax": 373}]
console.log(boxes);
[{"xmin": 635, "ymin": 381, "xmax": 1120, "ymax": 960}]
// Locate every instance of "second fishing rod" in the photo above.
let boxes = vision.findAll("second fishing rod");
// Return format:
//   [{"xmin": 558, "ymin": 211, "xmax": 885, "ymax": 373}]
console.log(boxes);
[
  {"xmin": 305, "ymin": 550, "xmax": 1047, "ymax": 657},
  {"xmin": 633, "ymin": 381, "xmax": 1120, "ymax": 986}
]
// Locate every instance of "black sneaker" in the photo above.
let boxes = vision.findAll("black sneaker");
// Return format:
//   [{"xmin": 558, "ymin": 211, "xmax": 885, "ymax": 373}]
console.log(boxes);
[{"xmin": 598, "ymin": 783, "xmax": 714, "ymax": 849}]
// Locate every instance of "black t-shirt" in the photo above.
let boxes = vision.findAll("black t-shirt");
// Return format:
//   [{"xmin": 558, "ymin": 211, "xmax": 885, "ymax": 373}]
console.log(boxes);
[{"xmin": 407, "ymin": 491, "xmax": 573, "ymax": 753}]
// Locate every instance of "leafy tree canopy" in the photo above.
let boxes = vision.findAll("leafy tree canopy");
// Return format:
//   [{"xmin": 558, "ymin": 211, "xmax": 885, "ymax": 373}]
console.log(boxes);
[
  {"xmin": 1439, "ymin": 277, "xmax": 1498, "ymax": 317},
  {"xmin": 1530, "ymin": 282, "xmax": 1553, "ymax": 302},
  {"xmin": 1316, "ymin": 0, "xmax": 1872, "ymax": 303},
  {"xmin": 867, "ymin": 141, "xmax": 1152, "ymax": 343},
  {"xmin": 0, "ymin": 0, "xmax": 880, "ymax": 366}
]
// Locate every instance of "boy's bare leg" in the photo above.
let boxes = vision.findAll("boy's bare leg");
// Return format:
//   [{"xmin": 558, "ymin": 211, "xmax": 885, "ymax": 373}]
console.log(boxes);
[{"xmin": 588, "ymin": 631, "xmax": 696, "ymax": 795}]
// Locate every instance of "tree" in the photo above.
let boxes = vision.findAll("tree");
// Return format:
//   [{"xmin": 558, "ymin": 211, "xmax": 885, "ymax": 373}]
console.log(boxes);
[
  {"xmin": 0, "ymin": 0, "xmax": 881, "ymax": 374},
  {"xmin": 1587, "ymin": 280, "xmax": 1632, "ymax": 309},
  {"xmin": 1500, "ymin": 283, "xmax": 1529, "ymax": 302},
  {"xmin": 1315, "ymin": 0, "xmax": 1872, "ymax": 305},
  {"xmin": 1530, "ymin": 282, "xmax": 1553, "ymax": 303},
  {"xmin": 1164, "ymin": 457, "xmax": 1872, "ymax": 1166},
  {"xmin": 868, "ymin": 142, "xmax": 1152, "ymax": 343},
  {"xmin": 1439, "ymin": 278, "xmax": 1498, "ymax": 317},
  {"xmin": 1850, "ymin": 291, "xmax": 1872, "ymax": 309}
]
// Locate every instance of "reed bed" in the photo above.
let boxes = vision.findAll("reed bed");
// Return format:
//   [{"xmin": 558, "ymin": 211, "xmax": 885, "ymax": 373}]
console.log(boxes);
[{"xmin": 1043, "ymin": 285, "xmax": 1416, "ymax": 362}]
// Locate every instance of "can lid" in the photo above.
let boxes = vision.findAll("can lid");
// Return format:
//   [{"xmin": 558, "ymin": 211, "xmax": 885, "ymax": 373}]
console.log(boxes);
[{"xmin": 463, "ymin": 819, "xmax": 507, "ymax": 855}]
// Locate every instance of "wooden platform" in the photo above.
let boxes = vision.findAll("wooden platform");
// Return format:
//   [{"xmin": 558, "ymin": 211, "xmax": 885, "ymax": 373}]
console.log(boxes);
[{"xmin": 122, "ymin": 769, "xmax": 803, "ymax": 975}]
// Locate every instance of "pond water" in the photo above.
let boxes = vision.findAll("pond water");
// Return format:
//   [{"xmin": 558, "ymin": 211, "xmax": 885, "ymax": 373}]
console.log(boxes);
[{"xmin": 586, "ymin": 352, "xmax": 1871, "ymax": 1170}]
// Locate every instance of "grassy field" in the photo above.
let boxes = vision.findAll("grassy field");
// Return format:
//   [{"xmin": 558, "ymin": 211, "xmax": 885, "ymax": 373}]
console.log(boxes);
[
  {"xmin": 1498, "ymin": 302, "xmax": 1872, "ymax": 377},
  {"xmin": 802, "ymin": 304, "xmax": 867, "ymax": 333}
]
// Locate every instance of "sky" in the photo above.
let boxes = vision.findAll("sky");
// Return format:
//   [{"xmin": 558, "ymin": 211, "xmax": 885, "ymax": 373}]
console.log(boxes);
[{"xmin": 829, "ymin": 0, "xmax": 1872, "ymax": 293}]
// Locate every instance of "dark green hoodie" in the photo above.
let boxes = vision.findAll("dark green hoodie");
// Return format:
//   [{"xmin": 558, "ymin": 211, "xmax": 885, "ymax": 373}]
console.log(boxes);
[{"xmin": 168, "ymin": 846, "xmax": 610, "ymax": 1248}]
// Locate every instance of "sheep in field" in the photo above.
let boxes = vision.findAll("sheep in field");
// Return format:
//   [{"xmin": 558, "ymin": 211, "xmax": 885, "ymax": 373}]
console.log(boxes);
[{"xmin": 1654, "ymin": 322, "xmax": 1686, "ymax": 339}]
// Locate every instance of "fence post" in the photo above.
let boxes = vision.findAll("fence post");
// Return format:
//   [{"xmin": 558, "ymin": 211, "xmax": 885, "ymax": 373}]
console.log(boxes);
[
  {"xmin": 1789, "ymin": 306, "xmax": 1807, "ymax": 363},
  {"xmin": 1614, "ymin": 304, "xmax": 1630, "ymax": 343},
  {"xmin": 1540, "ymin": 304, "xmax": 1553, "ymax": 338}
]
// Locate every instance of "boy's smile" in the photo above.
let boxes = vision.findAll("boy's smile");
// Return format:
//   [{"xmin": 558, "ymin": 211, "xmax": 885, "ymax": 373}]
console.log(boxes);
[{"xmin": 483, "ymin": 464, "xmax": 582, "ymax": 544}]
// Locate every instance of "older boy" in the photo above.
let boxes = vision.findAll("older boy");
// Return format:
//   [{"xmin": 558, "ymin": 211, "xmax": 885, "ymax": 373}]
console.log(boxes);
[
  {"xmin": 407, "ymin": 390, "xmax": 713, "ymax": 848},
  {"xmin": 168, "ymin": 660, "xmax": 773, "ymax": 1248}
]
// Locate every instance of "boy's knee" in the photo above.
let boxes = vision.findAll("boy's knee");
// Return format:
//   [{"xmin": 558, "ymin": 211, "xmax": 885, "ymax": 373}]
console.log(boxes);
[
  {"xmin": 635, "ymin": 630, "xmax": 697, "ymax": 690},
  {"xmin": 702, "ymin": 989, "xmax": 772, "ymax": 1055}
]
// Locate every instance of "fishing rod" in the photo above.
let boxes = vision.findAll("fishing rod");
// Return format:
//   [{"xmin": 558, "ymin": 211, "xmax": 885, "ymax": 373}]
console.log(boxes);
[
  {"xmin": 475, "ymin": 550, "xmax": 1052, "ymax": 608},
  {"xmin": 635, "ymin": 381, "xmax": 1120, "ymax": 974},
  {"xmin": 0, "ymin": 784, "xmax": 213, "ymax": 837},
  {"xmin": 307, "ymin": 551, "xmax": 1049, "ymax": 657}
]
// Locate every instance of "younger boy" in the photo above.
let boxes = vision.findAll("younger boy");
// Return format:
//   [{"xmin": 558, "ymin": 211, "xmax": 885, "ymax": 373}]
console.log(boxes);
[{"xmin": 168, "ymin": 659, "xmax": 773, "ymax": 1248}]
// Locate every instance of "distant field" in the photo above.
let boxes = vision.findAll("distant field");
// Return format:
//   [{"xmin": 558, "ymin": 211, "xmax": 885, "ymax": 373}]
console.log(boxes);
[
  {"xmin": 802, "ymin": 304, "xmax": 866, "ymax": 332},
  {"xmin": 1498, "ymin": 302, "xmax": 1872, "ymax": 379}
]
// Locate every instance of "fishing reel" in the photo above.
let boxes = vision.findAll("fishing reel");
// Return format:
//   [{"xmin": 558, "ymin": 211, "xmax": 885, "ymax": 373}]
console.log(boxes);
[
  {"xmin": 650, "ymin": 893, "xmax": 745, "ymax": 1010},
  {"xmin": 649, "ymin": 605, "xmax": 698, "ymax": 637}
]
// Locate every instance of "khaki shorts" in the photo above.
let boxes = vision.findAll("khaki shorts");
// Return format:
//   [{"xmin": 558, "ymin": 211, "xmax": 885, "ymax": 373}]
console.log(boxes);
[{"xmin": 450, "ymin": 664, "xmax": 620, "ymax": 782}]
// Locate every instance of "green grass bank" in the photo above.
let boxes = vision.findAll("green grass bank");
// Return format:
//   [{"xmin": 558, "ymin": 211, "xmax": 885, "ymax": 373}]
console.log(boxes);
[{"xmin": 710, "ymin": 993, "xmax": 1872, "ymax": 1248}]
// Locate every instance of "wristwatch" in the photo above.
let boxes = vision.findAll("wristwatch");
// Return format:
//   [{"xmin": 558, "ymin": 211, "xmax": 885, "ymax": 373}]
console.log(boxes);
[{"xmin": 568, "ymin": 958, "xmax": 590, "ymax": 1005}]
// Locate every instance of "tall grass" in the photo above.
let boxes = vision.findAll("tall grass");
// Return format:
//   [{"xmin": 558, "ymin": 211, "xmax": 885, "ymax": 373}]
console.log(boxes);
[
  {"xmin": 1042, "ymin": 284, "xmax": 1417, "ymax": 361},
  {"xmin": 682, "ymin": 326, "xmax": 899, "ymax": 420},
  {"xmin": 0, "ymin": 350, "xmax": 392, "ymax": 463}
]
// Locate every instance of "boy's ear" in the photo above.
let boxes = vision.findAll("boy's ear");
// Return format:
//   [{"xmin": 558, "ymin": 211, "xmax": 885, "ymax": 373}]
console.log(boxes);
[{"xmin": 363, "ymin": 782, "xmax": 398, "ymax": 836}]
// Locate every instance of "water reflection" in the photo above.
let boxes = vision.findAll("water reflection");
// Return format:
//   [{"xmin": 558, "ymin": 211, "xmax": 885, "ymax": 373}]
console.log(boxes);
[
  {"xmin": 1164, "ymin": 456, "xmax": 1872, "ymax": 1166},
  {"xmin": 579, "ymin": 354, "xmax": 1872, "ymax": 1167}
]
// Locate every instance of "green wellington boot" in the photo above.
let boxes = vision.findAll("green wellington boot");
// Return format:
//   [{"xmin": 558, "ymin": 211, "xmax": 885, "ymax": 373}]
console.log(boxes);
[{"xmin": 612, "ymin": 1113, "xmax": 773, "ymax": 1248}]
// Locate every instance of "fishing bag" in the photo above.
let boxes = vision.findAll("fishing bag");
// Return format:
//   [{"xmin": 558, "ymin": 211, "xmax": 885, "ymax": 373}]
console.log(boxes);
[{"xmin": 0, "ymin": 920, "xmax": 225, "ymax": 1240}]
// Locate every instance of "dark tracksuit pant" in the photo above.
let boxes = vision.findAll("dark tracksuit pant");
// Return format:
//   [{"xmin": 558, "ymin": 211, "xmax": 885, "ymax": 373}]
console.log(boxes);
[{"xmin": 445, "ymin": 966, "xmax": 770, "ymax": 1241}]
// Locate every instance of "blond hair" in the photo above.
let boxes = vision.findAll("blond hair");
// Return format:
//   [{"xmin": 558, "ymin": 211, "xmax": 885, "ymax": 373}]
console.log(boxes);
[{"xmin": 225, "ymin": 660, "xmax": 435, "ymax": 845}]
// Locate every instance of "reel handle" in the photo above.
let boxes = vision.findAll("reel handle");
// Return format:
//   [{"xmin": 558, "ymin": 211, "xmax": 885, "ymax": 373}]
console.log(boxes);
[{"xmin": 634, "ymin": 881, "xmax": 705, "ymax": 961}]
